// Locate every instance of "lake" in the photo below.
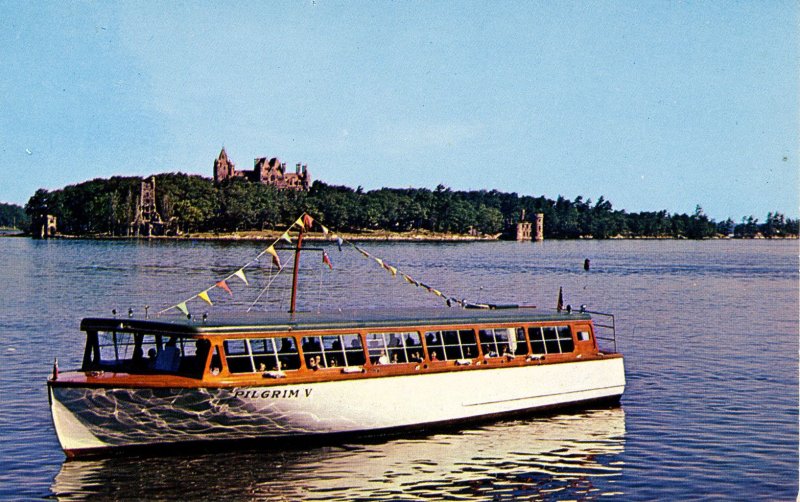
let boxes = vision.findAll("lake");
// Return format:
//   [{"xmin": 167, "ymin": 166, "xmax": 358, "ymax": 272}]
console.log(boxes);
[{"xmin": 0, "ymin": 237, "xmax": 796, "ymax": 500}]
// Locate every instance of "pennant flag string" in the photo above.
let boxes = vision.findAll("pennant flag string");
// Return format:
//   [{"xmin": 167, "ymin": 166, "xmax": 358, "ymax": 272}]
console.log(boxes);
[
  {"xmin": 158, "ymin": 215, "xmax": 308, "ymax": 316},
  {"xmin": 312, "ymin": 217, "xmax": 467, "ymax": 308},
  {"xmin": 158, "ymin": 212, "xmax": 468, "ymax": 316}
]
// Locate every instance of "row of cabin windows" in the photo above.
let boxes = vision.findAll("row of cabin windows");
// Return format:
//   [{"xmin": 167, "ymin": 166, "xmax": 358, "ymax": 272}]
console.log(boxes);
[{"xmin": 222, "ymin": 325, "xmax": 585, "ymax": 374}]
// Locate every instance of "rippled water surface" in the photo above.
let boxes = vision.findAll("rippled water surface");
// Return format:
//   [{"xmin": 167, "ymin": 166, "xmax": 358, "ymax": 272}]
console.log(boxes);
[{"xmin": 0, "ymin": 238, "xmax": 796, "ymax": 500}]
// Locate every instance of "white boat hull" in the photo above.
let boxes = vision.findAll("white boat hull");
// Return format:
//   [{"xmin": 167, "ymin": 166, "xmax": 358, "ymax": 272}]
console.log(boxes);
[{"xmin": 50, "ymin": 358, "xmax": 625, "ymax": 456}]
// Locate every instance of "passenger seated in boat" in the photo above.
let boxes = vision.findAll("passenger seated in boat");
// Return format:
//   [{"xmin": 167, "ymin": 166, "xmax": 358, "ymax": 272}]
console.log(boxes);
[
  {"xmin": 410, "ymin": 351, "xmax": 423, "ymax": 363},
  {"xmin": 153, "ymin": 338, "xmax": 181, "ymax": 372},
  {"xmin": 377, "ymin": 350, "xmax": 390, "ymax": 365},
  {"xmin": 391, "ymin": 353, "xmax": 399, "ymax": 364},
  {"xmin": 329, "ymin": 357, "xmax": 338, "ymax": 367},
  {"xmin": 147, "ymin": 348, "xmax": 158, "ymax": 369},
  {"xmin": 308, "ymin": 356, "xmax": 319, "ymax": 371},
  {"xmin": 430, "ymin": 351, "xmax": 440, "ymax": 361},
  {"xmin": 483, "ymin": 345, "xmax": 498, "ymax": 358},
  {"xmin": 258, "ymin": 363, "xmax": 267, "ymax": 372},
  {"xmin": 501, "ymin": 345, "xmax": 512, "ymax": 357}
]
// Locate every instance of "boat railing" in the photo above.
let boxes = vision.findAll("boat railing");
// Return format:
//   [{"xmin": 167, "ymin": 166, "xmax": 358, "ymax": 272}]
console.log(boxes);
[{"xmin": 585, "ymin": 310, "xmax": 617, "ymax": 353}]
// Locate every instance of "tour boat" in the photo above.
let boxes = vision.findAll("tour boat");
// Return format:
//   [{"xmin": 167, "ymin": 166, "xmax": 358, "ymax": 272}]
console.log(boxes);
[{"xmin": 47, "ymin": 218, "xmax": 625, "ymax": 458}]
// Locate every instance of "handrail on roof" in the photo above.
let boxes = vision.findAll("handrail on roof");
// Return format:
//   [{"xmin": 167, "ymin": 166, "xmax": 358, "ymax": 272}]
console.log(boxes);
[{"xmin": 583, "ymin": 310, "xmax": 617, "ymax": 353}]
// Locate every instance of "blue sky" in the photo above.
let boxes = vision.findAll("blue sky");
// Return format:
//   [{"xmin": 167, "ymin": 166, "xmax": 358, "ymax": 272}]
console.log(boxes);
[{"xmin": 1, "ymin": 1, "xmax": 797, "ymax": 221}]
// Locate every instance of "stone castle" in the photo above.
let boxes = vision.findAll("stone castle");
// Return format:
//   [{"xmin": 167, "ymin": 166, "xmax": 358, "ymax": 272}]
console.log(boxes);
[{"xmin": 213, "ymin": 148, "xmax": 311, "ymax": 191}]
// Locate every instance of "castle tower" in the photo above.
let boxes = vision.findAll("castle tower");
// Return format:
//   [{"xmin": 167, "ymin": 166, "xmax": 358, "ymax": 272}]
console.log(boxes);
[
  {"xmin": 214, "ymin": 148, "xmax": 236, "ymax": 183},
  {"xmin": 534, "ymin": 213, "xmax": 544, "ymax": 241},
  {"xmin": 130, "ymin": 177, "xmax": 163, "ymax": 237}
]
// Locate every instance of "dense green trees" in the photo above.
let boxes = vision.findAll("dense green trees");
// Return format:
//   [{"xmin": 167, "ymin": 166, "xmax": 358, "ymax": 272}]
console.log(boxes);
[
  {"xmin": 22, "ymin": 173, "xmax": 799, "ymax": 239},
  {"xmin": 0, "ymin": 202, "xmax": 28, "ymax": 228}
]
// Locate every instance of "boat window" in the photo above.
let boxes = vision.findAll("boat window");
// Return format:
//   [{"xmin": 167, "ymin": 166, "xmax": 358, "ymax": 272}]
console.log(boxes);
[
  {"xmin": 528, "ymin": 326, "xmax": 575, "ymax": 354},
  {"xmin": 557, "ymin": 326, "xmax": 575, "ymax": 352},
  {"xmin": 366, "ymin": 332, "xmax": 422, "ymax": 364},
  {"xmin": 302, "ymin": 334, "xmax": 364, "ymax": 368},
  {"xmin": 87, "ymin": 331, "xmax": 209, "ymax": 376},
  {"xmin": 223, "ymin": 337, "xmax": 301, "ymax": 374},
  {"xmin": 529, "ymin": 327, "xmax": 545, "ymax": 354},
  {"xmin": 424, "ymin": 329, "xmax": 476, "ymax": 361},
  {"xmin": 511, "ymin": 327, "xmax": 528, "ymax": 355},
  {"xmin": 478, "ymin": 327, "xmax": 519, "ymax": 357}
]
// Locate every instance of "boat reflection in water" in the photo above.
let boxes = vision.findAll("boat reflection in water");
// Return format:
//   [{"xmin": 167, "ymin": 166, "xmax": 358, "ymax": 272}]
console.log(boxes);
[{"xmin": 52, "ymin": 406, "xmax": 625, "ymax": 500}]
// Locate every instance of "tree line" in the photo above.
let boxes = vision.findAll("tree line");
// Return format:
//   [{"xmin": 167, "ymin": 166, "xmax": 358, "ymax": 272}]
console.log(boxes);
[
  {"xmin": 0, "ymin": 202, "xmax": 29, "ymax": 229},
  {"xmin": 22, "ymin": 173, "xmax": 799, "ymax": 239}
]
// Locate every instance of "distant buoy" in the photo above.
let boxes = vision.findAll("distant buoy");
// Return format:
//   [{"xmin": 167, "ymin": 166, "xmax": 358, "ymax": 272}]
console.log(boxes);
[{"xmin": 584, "ymin": 258, "xmax": 590, "ymax": 271}]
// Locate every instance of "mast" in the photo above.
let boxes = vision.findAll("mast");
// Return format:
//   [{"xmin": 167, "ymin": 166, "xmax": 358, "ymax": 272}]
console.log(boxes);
[{"xmin": 289, "ymin": 225, "xmax": 305, "ymax": 314}]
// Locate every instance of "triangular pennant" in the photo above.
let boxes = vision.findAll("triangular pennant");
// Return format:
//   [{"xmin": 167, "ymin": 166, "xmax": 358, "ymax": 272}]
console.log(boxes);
[
  {"xmin": 280, "ymin": 232, "xmax": 292, "ymax": 244},
  {"xmin": 266, "ymin": 245, "xmax": 282, "ymax": 269},
  {"xmin": 336, "ymin": 236, "xmax": 343, "ymax": 251},
  {"xmin": 294, "ymin": 217, "xmax": 305, "ymax": 230},
  {"xmin": 322, "ymin": 251, "xmax": 333, "ymax": 270},
  {"xmin": 176, "ymin": 302, "xmax": 189, "ymax": 316},
  {"xmin": 402, "ymin": 274, "xmax": 416, "ymax": 285},
  {"xmin": 302, "ymin": 214, "xmax": 314, "ymax": 229},
  {"xmin": 374, "ymin": 257, "xmax": 384, "ymax": 267},
  {"xmin": 382, "ymin": 263, "xmax": 397, "ymax": 277},
  {"xmin": 216, "ymin": 280, "xmax": 233, "ymax": 297},
  {"xmin": 234, "ymin": 269, "xmax": 249, "ymax": 285},
  {"xmin": 431, "ymin": 288, "xmax": 444, "ymax": 297},
  {"xmin": 321, "ymin": 225, "xmax": 330, "ymax": 236},
  {"xmin": 356, "ymin": 246, "xmax": 370, "ymax": 258},
  {"xmin": 198, "ymin": 290, "xmax": 213, "ymax": 305}
]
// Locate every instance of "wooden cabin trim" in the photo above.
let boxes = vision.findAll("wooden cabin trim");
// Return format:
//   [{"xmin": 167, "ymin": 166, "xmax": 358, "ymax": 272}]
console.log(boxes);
[{"xmin": 52, "ymin": 315, "xmax": 621, "ymax": 390}]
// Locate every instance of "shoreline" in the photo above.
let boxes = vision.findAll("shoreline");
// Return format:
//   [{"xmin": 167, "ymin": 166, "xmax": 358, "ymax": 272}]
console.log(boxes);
[{"xmin": 5, "ymin": 231, "xmax": 798, "ymax": 241}]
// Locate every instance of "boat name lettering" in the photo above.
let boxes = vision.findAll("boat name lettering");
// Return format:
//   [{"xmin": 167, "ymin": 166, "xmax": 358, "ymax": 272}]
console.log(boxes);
[{"xmin": 233, "ymin": 388, "xmax": 313, "ymax": 399}]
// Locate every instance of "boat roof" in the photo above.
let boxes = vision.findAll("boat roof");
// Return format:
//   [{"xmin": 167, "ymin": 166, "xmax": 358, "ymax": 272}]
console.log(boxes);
[{"xmin": 80, "ymin": 306, "xmax": 592, "ymax": 336}]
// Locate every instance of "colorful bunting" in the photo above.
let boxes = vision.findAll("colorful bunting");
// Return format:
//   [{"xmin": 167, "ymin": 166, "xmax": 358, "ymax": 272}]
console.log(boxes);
[
  {"xmin": 234, "ymin": 269, "xmax": 249, "ymax": 285},
  {"xmin": 198, "ymin": 290, "xmax": 213, "ymax": 305},
  {"xmin": 216, "ymin": 280, "xmax": 233, "ymax": 296},
  {"xmin": 265, "ymin": 245, "xmax": 282, "ymax": 269},
  {"xmin": 160, "ymin": 212, "xmax": 467, "ymax": 318}
]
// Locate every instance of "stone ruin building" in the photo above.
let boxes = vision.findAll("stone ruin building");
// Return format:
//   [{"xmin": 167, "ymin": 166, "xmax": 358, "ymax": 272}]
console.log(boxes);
[
  {"xmin": 514, "ymin": 210, "xmax": 544, "ymax": 241},
  {"xmin": 31, "ymin": 214, "xmax": 57, "ymax": 239},
  {"xmin": 213, "ymin": 148, "xmax": 311, "ymax": 191}
]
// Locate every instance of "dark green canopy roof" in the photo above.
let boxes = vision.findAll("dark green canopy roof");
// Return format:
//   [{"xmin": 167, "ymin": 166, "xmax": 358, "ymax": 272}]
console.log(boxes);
[{"xmin": 80, "ymin": 306, "xmax": 592, "ymax": 336}]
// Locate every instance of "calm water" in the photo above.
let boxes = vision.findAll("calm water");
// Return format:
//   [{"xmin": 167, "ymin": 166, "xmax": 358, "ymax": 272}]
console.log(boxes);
[{"xmin": 0, "ymin": 238, "xmax": 796, "ymax": 500}]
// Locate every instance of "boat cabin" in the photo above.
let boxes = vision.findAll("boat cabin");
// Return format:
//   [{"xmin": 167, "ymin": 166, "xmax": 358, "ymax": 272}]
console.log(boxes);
[{"xmin": 73, "ymin": 307, "xmax": 617, "ymax": 386}]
